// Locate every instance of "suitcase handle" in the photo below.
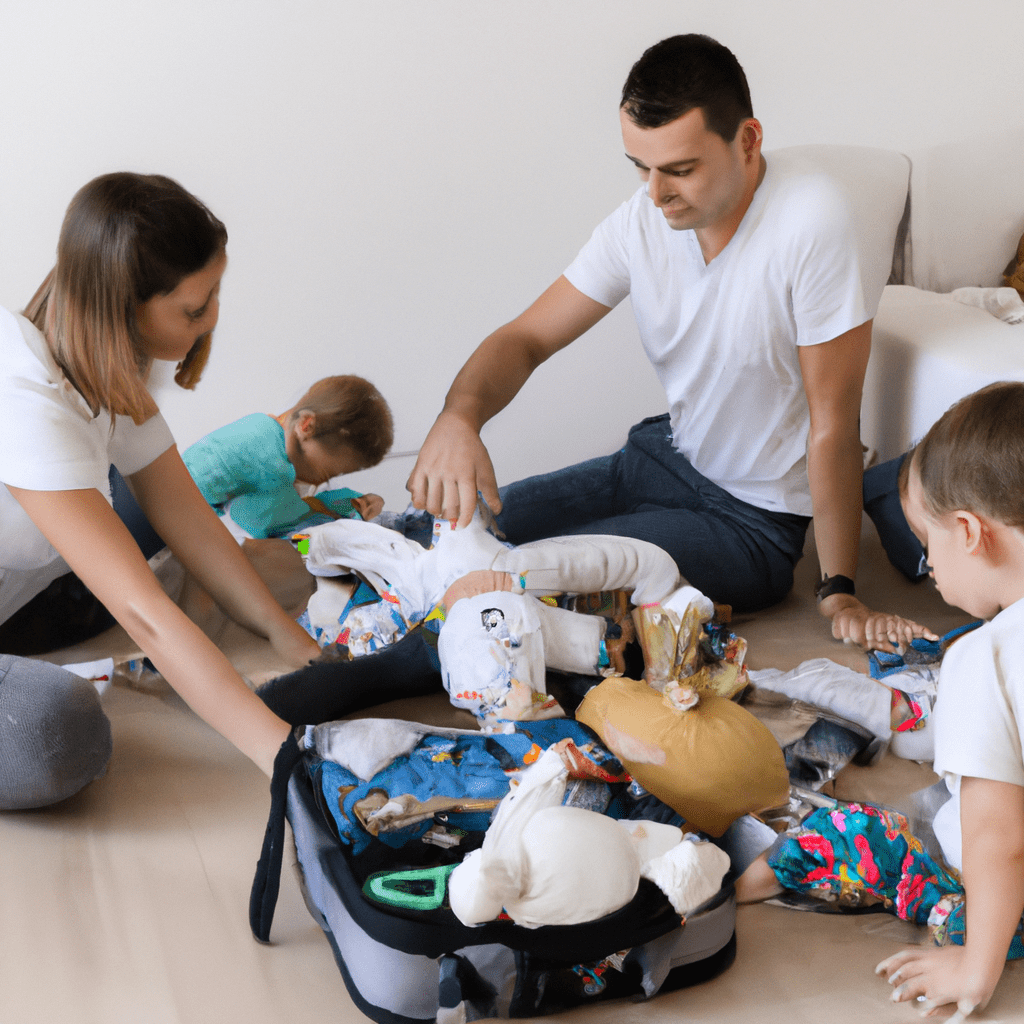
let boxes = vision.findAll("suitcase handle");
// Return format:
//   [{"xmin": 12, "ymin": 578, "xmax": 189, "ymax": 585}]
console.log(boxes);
[{"xmin": 249, "ymin": 731, "xmax": 303, "ymax": 942}]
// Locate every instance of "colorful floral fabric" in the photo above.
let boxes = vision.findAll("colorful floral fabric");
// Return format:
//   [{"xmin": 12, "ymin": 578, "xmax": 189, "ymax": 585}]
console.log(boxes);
[{"xmin": 768, "ymin": 802, "xmax": 1024, "ymax": 957}]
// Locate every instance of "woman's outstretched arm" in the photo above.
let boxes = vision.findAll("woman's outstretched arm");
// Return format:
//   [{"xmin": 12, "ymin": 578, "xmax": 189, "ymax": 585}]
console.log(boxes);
[
  {"xmin": 8, "ymin": 480, "xmax": 294, "ymax": 776},
  {"xmin": 128, "ymin": 445, "xmax": 320, "ymax": 668}
]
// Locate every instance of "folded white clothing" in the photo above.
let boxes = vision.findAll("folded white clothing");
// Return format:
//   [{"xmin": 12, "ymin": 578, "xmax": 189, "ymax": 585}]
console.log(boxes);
[
  {"xmin": 447, "ymin": 743, "xmax": 724, "ymax": 927},
  {"xmin": 641, "ymin": 836, "xmax": 731, "ymax": 917},
  {"xmin": 448, "ymin": 748, "xmax": 683, "ymax": 928},
  {"xmin": 438, "ymin": 590, "xmax": 606, "ymax": 723},
  {"xmin": 439, "ymin": 591, "xmax": 562, "ymax": 726},
  {"xmin": 660, "ymin": 584, "xmax": 714, "ymax": 620},
  {"xmin": 302, "ymin": 508, "xmax": 680, "ymax": 623},
  {"xmin": 949, "ymin": 286, "xmax": 1024, "ymax": 324},
  {"xmin": 748, "ymin": 658, "xmax": 893, "ymax": 741}
]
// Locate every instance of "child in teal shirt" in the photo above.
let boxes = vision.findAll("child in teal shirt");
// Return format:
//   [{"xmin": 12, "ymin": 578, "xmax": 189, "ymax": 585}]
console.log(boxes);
[{"xmin": 184, "ymin": 375, "xmax": 393, "ymax": 538}]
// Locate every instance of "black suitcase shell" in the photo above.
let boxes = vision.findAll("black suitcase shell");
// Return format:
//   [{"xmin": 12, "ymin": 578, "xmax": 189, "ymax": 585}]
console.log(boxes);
[{"xmin": 287, "ymin": 763, "xmax": 737, "ymax": 1023}]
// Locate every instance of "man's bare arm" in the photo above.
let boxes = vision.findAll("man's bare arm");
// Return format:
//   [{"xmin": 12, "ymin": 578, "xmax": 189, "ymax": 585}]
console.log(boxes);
[
  {"xmin": 799, "ymin": 322, "xmax": 936, "ymax": 649},
  {"xmin": 408, "ymin": 275, "xmax": 611, "ymax": 526}
]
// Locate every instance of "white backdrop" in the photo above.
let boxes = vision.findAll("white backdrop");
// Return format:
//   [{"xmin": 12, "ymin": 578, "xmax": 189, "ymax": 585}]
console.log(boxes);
[{"xmin": 2, "ymin": 0, "xmax": 1020, "ymax": 508}]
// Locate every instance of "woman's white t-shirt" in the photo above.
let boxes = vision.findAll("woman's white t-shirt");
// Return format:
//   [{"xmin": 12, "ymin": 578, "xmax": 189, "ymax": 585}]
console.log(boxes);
[{"xmin": 0, "ymin": 305, "xmax": 174, "ymax": 623}]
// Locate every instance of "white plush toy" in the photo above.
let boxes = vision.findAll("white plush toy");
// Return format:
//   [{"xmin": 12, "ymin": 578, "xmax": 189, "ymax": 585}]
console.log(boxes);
[
  {"xmin": 301, "ymin": 508, "xmax": 681, "ymax": 726},
  {"xmin": 446, "ymin": 748, "xmax": 731, "ymax": 928}
]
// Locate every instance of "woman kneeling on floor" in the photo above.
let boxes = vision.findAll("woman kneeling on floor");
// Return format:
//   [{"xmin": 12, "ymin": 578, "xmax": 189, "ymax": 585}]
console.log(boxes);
[{"xmin": 0, "ymin": 173, "xmax": 319, "ymax": 810}]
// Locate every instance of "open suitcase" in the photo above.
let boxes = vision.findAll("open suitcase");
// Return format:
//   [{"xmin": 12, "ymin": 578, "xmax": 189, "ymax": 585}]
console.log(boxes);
[{"xmin": 279, "ymin": 718, "xmax": 738, "ymax": 1024}]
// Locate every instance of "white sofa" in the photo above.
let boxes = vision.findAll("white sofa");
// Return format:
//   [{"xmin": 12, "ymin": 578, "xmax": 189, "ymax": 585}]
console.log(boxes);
[
  {"xmin": 861, "ymin": 127, "xmax": 1024, "ymax": 459},
  {"xmin": 774, "ymin": 130, "xmax": 1024, "ymax": 464}
]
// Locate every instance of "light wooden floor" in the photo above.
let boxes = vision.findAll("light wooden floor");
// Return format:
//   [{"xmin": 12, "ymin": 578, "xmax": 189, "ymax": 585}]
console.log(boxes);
[{"xmin": 3, "ymin": 520, "xmax": 1022, "ymax": 1024}]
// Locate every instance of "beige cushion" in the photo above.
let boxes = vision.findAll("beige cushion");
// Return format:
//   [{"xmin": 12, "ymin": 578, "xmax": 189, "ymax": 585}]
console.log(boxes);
[
  {"xmin": 577, "ymin": 676, "xmax": 789, "ymax": 837},
  {"xmin": 863, "ymin": 285, "xmax": 1024, "ymax": 458}
]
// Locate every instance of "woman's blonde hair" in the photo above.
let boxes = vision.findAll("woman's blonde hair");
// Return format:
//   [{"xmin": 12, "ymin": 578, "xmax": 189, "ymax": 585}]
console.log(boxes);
[
  {"xmin": 290, "ymin": 375, "xmax": 394, "ymax": 467},
  {"xmin": 24, "ymin": 172, "xmax": 227, "ymax": 425}
]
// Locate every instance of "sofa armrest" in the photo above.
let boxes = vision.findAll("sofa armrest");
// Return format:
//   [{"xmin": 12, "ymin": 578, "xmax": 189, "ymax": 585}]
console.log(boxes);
[{"xmin": 862, "ymin": 285, "xmax": 1024, "ymax": 460}]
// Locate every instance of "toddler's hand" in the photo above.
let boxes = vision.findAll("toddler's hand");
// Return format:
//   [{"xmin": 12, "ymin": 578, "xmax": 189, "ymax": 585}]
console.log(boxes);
[
  {"xmin": 876, "ymin": 945, "xmax": 995, "ymax": 1019},
  {"xmin": 352, "ymin": 493, "xmax": 384, "ymax": 520}
]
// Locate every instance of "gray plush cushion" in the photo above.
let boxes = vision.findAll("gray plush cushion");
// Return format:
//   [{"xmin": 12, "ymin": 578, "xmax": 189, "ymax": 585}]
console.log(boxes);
[{"xmin": 0, "ymin": 656, "xmax": 112, "ymax": 810}]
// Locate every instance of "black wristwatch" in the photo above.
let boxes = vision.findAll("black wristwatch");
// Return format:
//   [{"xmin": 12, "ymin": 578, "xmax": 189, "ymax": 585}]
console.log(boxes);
[{"xmin": 815, "ymin": 573, "xmax": 856, "ymax": 604}]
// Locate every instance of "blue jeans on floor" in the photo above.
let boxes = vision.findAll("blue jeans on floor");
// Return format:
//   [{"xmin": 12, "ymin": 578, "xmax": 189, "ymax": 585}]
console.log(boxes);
[
  {"xmin": 862, "ymin": 453, "xmax": 928, "ymax": 582},
  {"xmin": 0, "ymin": 466, "xmax": 167, "ymax": 654},
  {"xmin": 494, "ymin": 415, "xmax": 810, "ymax": 613}
]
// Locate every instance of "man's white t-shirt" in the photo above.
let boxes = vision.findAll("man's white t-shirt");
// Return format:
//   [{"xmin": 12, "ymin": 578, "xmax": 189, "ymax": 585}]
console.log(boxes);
[
  {"xmin": 564, "ymin": 150, "xmax": 877, "ymax": 516},
  {"xmin": 0, "ymin": 305, "xmax": 174, "ymax": 622},
  {"xmin": 931, "ymin": 597, "xmax": 1024, "ymax": 872}
]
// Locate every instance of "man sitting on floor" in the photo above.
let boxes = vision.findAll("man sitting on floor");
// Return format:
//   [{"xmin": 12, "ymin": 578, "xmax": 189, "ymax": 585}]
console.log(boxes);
[{"xmin": 407, "ymin": 32, "xmax": 932, "ymax": 652}]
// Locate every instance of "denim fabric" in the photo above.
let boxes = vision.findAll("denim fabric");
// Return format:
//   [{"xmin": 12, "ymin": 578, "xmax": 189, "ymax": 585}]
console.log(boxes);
[
  {"xmin": 109, "ymin": 464, "xmax": 165, "ymax": 559},
  {"xmin": 863, "ymin": 454, "xmax": 928, "ymax": 582},
  {"xmin": 0, "ymin": 465, "xmax": 165, "ymax": 651},
  {"xmin": 495, "ymin": 415, "xmax": 809, "ymax": 613}
]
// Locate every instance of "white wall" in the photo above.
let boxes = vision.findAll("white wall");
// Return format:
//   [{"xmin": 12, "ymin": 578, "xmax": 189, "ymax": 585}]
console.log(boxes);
[{"xmin": 2, "ymin": 0, "xmax": 1021, "ymax": 508}]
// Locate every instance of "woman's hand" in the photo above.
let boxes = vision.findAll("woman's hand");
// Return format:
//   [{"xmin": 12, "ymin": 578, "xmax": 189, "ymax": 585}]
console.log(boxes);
[
  {"xmin": 265, "ymin": 617, "xmax": 320, "ymax": 669},
  {"xmin": 877, "ymin": 945, "xmax": 992, "ymax": 1019},
  {"xmin": 823, "ymin": 593, "xmax": 938, "ymax": 652}
]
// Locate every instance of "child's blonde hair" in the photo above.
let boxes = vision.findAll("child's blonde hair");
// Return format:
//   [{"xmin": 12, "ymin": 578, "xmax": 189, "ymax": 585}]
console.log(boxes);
[
  {"xmin": 911, "ymin": 381, "xmax": 1024, "ymax": 528},
  {"xmin": 24, "ymin": 172, "xmax": 227, "ymax": 426},
  {"xmin": 289, "ymin": 375, "xmax": 394, "ymax": 467}
]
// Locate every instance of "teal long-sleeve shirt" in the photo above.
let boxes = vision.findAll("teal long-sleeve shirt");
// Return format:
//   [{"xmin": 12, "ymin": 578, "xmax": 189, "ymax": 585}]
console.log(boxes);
[
  {"xmin": 182, "ymin": 413, "xmax": 310, "ymax": 538},
  {"xmin": 183, "ymin": 413, "xmax": 366, "ymax": 537}
]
